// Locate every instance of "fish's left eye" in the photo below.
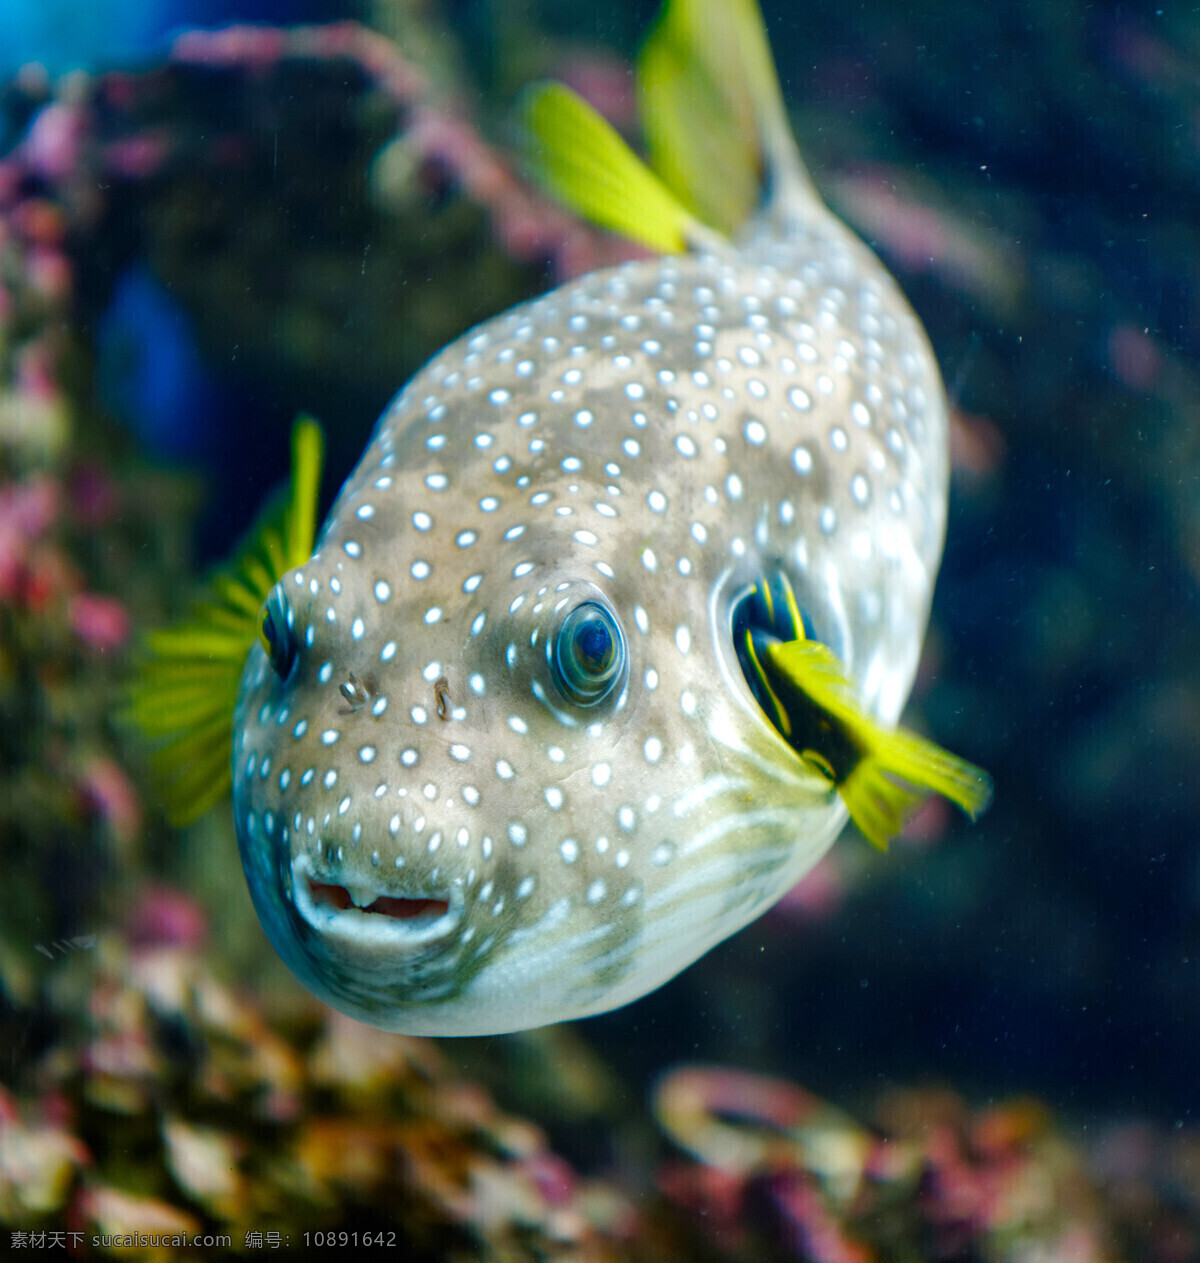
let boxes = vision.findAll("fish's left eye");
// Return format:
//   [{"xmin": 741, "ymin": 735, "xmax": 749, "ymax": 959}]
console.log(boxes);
[
  {"xmin": 259, "ymin": 585, "xmax": 298, "ymax": 682},
  {"xmin": 553, "ymin": 601, "xmax": 625, "ymax": 706}
]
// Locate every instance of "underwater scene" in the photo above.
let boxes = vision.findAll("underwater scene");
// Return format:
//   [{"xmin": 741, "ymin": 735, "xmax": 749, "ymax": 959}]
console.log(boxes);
[{"xmin": 1, "ymin": 0, "xmax": 1197, "ymax": 1257}]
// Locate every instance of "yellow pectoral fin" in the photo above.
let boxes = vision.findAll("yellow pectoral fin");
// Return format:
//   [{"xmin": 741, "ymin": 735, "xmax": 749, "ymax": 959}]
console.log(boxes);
[
  {"xmin": 841, "ymin": 726, "xmax": 993, "ymax": 852},
  {"xmin": 122, "ymin": 417, "xmax": 324, "ymax": 826},
  {"xmin": 839, "ymin": 762, "xmax": 928, "ymax": 852},
  {"xmin": 761, "ymin": 637, "xmax": 993, "ymax": 850}
]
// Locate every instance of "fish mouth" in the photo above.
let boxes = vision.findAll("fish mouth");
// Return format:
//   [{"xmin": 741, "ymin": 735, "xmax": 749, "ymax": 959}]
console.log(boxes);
[
  {"xmin": 308, "ymin": 882, "xmax": 450, "ymax": 921},
  {"xmin": 291, "ymin": 853, "xmax": 461, "ymax": 947}
]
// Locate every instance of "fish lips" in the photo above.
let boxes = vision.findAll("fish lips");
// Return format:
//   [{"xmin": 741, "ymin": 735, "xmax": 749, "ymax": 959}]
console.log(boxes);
[{"xmin": 289, "ymin": 851, "xmax": 464, "ymax": 951}]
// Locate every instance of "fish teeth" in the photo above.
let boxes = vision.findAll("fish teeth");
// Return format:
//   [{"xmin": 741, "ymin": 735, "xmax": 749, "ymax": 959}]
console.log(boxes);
[{"xmin": 345, "ymin": 883, "xmax": 382, "ymax": 909}]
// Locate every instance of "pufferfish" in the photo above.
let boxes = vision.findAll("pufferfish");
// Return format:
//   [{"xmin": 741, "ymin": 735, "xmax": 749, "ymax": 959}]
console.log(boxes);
[{"xmin": 127, "ymin": 0, "xmax": 990, "ymax": 1036}]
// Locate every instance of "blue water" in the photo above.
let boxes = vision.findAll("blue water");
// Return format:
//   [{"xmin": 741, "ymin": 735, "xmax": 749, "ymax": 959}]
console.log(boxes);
[{"xmin": 0, "ymin": 0, "xmax": 350, "ymax": 77}]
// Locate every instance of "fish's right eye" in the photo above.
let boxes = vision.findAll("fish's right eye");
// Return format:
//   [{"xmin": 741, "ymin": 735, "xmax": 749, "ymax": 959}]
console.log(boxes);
[
  {"xmin": 260, "ymin": 585, "xmax": 298, "ymax": 682},
  {"xmin": 552, "ymin": 601, "xmax": 626, "ymax": 707}
]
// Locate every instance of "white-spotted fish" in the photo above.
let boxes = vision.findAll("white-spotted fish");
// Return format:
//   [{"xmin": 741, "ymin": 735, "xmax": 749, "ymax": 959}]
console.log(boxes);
[{"xmin": 127, "ymin": 0, "xmax": 990, "ymax": 1036}]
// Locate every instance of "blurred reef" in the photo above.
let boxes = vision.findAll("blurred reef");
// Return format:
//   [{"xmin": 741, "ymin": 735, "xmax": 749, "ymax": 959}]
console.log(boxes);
[
  {"xmin": 5, "ymin": 897, "xmax": 1200, "ymax": 1258},
  {"xmin": 0, "ymin": 0, "xmax": 1199, "ymax": 1257}
]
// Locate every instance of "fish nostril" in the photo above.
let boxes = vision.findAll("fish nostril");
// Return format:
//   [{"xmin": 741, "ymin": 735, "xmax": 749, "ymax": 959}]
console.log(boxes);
[
  {"xmin": 306, "ymin": 878, "xmax": 450, "ymax": 923},
  {"xmin": 339, "ymin": 672, "xmax": 371, "ymax": 710},
  {"xmin": 433, "ymin": 675, "xmax": 451, "ymax": 720}
]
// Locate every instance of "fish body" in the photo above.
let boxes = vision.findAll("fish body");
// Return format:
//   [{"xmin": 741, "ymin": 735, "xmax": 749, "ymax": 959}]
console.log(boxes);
[
  {"xmin": 132, "ymin": 0, "xmax": 987, "ymax": 1036},
  {"xmin": 233, "ymin": 210, "xmax": 953, "ymax": 1036}
]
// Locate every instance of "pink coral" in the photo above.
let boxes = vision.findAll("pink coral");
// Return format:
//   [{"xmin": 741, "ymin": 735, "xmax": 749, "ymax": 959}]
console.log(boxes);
[
  {"xmin": 556, "ymin": 54, "xmax": 640, "ymax": 131},
  {"xmin": 78, "ymin": 757, "xmax": 143, "ymax": 847},
  {"xmin": 0, "ymin": 474, "xmax": 62, "ymax": 602},
  {"xmin": 171, "ymin": 23, "xmax": 290, "ymax": 71},
  {"xmin": 125, "ymin": 885, "xmax": 209, "ymax": 951},
  {"xmin": 21, "ymin": 102, "xmax": 87, "ymax": 185},
  {"xmin": 0, "ymin": 469, "xmax": 131, "ymax": 651},
  {"xmin": 68, "ymin": 592, "xmax": 130, "ymax": 651}
]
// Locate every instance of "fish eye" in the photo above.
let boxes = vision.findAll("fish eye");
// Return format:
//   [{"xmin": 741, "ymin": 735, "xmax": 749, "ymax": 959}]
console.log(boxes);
[
  {"xmin": 552, "ymin": 601, "xmax": 625, "ymax": 706},
  {"xmin": 259, "ymin": 584, "xmax": 298, "ymax": 682}
]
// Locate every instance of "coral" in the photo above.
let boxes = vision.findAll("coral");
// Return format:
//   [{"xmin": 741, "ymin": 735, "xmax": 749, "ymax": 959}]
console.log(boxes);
[
  {"xmin": 652, "ymin": 1065, "xmax": 1200, "ymax": 1262},
  {"xmin": 1, "ymin": 896, "xmax": 650, "ymax": 1259},
  {"xmin": 9, "ymin": 990, "xmax": 1199, "ymax": 1261},
  {"xmin": 0, "ymin": 49, "xmax": 213, "ymax": 1046},
  {"xmin": 0, "ymin": 462, "xmax": 144, "ymax": 974}
]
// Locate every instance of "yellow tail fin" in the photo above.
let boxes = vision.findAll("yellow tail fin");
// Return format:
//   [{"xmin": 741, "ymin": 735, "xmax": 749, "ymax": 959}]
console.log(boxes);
[
  {"xmin": 637, "ymin": 0, "xmax": 809, "ymax": 232},
  {"xmin": 636, "ymin": 0, "xmax": 759, "ymax": 235},
  {"xmin": 123, "ymin": 417, "xmax": 324, "ymax": 826},
  {"xmin": 521, "ymin": 0, "xmax": 815, "ymax": 250}
]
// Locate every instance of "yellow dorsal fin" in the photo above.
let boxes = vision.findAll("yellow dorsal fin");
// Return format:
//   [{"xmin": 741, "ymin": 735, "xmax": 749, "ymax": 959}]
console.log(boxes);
[
  {"xmin": 123, "ymin": 417, "xmax": 324, "ymax": 826},
  {"xmin": 637, "ymin": 0, "xmax": 814, "ymax": 231},
  {"xmin": 520, "ymin": 81, "xmax": 705, "ymax": 254},
  {"xmin": 762, "ymin": 638, "xmax": 993, "ymax": 851}
]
